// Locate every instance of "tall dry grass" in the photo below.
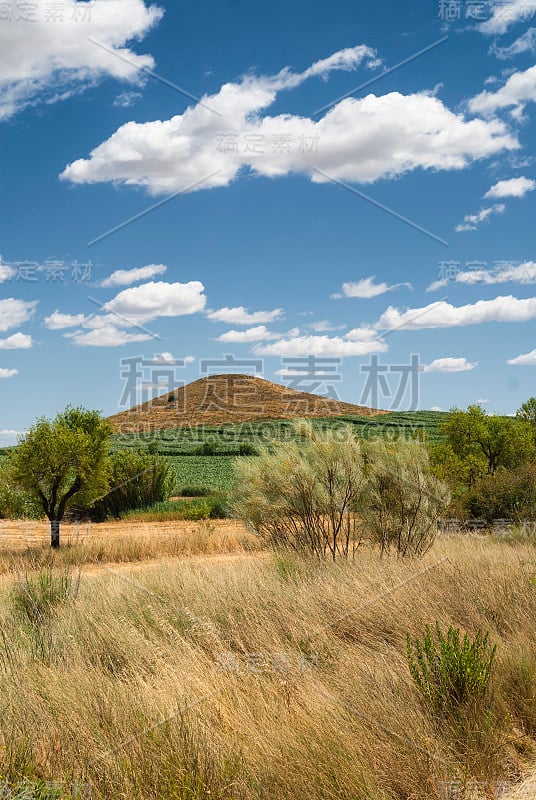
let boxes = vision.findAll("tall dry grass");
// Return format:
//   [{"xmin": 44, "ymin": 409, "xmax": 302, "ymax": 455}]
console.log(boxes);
[{"xmin": 0, "ymin": 535, "xmax": 535, "ymax": 799}]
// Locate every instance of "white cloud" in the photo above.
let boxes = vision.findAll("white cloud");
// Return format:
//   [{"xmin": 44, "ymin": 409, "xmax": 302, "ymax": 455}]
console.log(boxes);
[
  {"xmin": 431, "ymin": 406, "xmax": 443, "ymax": 412},
  {"xmin": 61, "ymin": 46, "xmax": 518, "ymax": 195},
  {"xmin": 216, "ymin": 325, "xmax": 280, "ymax": 343},
  {"xmin": 206, "ymin": 306, "xmax": 284, "ymax": 325},
  {"xmin": 427, "ymin": 260, "xmax": 536, "ymax": 291},
  {"xmin": 493, "ymin": 27, "xmax": 536, "ymax": 58},
  {"xmin": 66, "ymin": 327, "xmax": 153, "ymax": 347},
  {"xmin": 0, "ymin": 368, "xmax": 18, "ymax": 378},
  {"xmin": 0, "ymin": 0, "xmax": 163, "ymax": 120},
  {"xmin": 479, "ymin": 1, "xmax": 536, "ymax": 34},
  {"xmin": 0, "ymin": 429, "xmax": 22, "ymax": 445},
  {"xmin": 113, "ymin": 91, "xmax": 143, "ymax": 108},
  {"xmin": 333, "ymin": 276, "xmax": 412, "ymax": 299},
  {"xmin": 455, "ymin": 203, "xmax": 505, "ymax": 231},
  {"xmin": 484, "ymin": 176, "xmax": 536, "ymax": 198},
  {"xmin": 468, "ymin": 64, "xmax": 536, "ymax": 117},
  {"xmin": 0, "ymin": 299, "xmax": 37, "ymax": 332},
  {"xmin": 44, "ymin": 311, "xmax": 88, "ymax": 330},
  {"xmin": 152, "ymin": 352, "xmax": 195, "ymax": 364},
  {"xmin": 476, "ymin": 398, "xmax": 490, "ymax": 404},
  {"xmin": 0, "ymin": 263, "xmax": 15, "ymax": 283},
  {"xmin": 422, "ymin": 357, "xmax": 477, "ymax": 373},
  {"xmin": 457, "ymin": 260, "xmax": 536, "ymax": 285},
  {"xmin": 103, "ymin": 280, "xmax": 206, "ymax": 321},
  {"xmin": 100, "ymin": 264, "xmax": 167, "ymax": 288},
  {"xmin": 376, "ymin": 295, "xmax": 536, "ymax": 330},
  {"xmin": 306, "ymin": 320, "xmax": 346, "ymax": 332},
  {"xmin": 0, "ymin": 333, "xmax": 33, "ymax": 349},
  {"xmin": 253, "ymin": 329, "xmax": 387, "ymax": 357},
  {"xmin": 507, "ymin": 347, "xmax": 536, "ymax": 365}
]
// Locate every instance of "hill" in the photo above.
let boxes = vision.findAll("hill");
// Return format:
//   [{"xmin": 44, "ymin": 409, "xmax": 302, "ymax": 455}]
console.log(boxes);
[{"xmin": 108, "ymin": 373, "xmax": 386, "ymax": 434}]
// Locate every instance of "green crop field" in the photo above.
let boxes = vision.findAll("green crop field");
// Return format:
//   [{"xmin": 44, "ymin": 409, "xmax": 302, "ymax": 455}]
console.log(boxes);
[
  {"xmin": 108, "ymin": 411, "xmax": 448, "ymax": 491},
  {"xmin": 1, "ymin": 411, "xmax": 449, "ymax": 494},
  {"xmin": 168, "ymin": 455, "xmax": 238, "ymax": 492}
]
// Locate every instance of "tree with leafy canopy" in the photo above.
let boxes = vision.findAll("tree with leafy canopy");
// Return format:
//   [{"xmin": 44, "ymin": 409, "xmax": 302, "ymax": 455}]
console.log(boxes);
[
  {"xmin": 440, "ymin": 404, "xmax": 534, "ymax": 477},
  {"xmin": 517, "ymin": 397, "xmax": 536, "ymax": 443},
  {"xmin": 9, "ymin": 406, "xmax": 111, "ymax": 548}
]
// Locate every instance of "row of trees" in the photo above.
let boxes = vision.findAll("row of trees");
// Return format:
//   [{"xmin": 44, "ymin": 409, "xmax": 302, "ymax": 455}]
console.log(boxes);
[
  {"xmin": 431, "ymin": 399, "xmax": 536, "ymax": 522},
  {"xmin": 3, "ymin": 397, "xmax": 535, "ymax": 551}
]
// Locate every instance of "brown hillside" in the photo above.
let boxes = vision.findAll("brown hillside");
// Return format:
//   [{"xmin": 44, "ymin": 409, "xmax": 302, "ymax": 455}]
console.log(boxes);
[{"xmin": 108, "ymin": 373, "xmax": 386, "ymax": 433}]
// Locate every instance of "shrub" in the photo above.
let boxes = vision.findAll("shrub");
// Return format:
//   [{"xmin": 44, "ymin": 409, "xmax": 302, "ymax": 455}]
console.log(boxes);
[
  {"xmin": 459, "ymin": 463, "xmax": 536, "ymax": 523},
  {"xmin": 407, "ymin": 622, "xmax": 496, "ymax": 717},
  {"xmin": 233, "ymin": 422, "xmax": 366, "ymax": 559},
  {"xmin": 88, "ymin": 450, "xmax": 175, "ymax": 520},
  {"xmin": 362, "ymin": 438, "xmax": 450, "ymax": 557}
]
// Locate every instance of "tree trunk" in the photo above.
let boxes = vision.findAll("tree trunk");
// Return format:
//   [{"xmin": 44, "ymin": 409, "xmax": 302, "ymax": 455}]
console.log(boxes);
[{"xmin": 51, "ymin": 520, "xmax": 60, "ymax": 549}]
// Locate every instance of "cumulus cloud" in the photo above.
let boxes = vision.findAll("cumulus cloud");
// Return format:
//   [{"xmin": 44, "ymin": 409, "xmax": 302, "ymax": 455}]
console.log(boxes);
[
  {"xmin": 44, "ymin": 311, "xmax": 88, "ymax": 330},
  {"xmin": 484, "ymin": 176, "xmax": 536, "ymax": 198},
  {"xmin": 103, "ymin": 280, "xmax": 206, "ymax": 321},
  {"xmin": 0, "ymin": 368, "xmax": 18, "ymax": 378},
  {"xmin": 215, "ymin": 326, "xmax": 280, "ymax": 343},
  {"xmin": 0, "ymin": 0, "xmax": 163, "ymax": 120},
  {"xmin": 60, "ymin": 45, "xmax": 518, "ymax": 196},
  {"xmin": 468, "ymin": 64, "xmax": 536, "ymax": 117},
  {"xmin": 253, "ymin": 328, "xmax": 386, "ymax": 357},
  {"xmin": 0, "ymin": 299, "xmax": 37, "ymax": 332},
  {"xmin": 376, "ymin": 295, "xmax": 536, "ymax": 330},
  {"xmin": 206, "ymin": 306, "xmax": 284, "ymax": 325},
  {"xmin": 100, "ymin": 264, "xmax": 167, "ymax": 288},
  {"xmin": 455, "ymin": 203, "xmax": 505, "ymax": 231},
  {"xmin": 332, "ymin": 276, "xmax": 412, "ymax": 299},
  {"xmin": 479, "ymin": 0, "xmax": 536, "ymax": 34},
  {"xmin": 422, "ymin": 357, "xmax": 477, "ymax": 373},
  {"xmin": 507, "ymin": 347, "xmax": 536, "ymax": 364},
  {"xmin": 0, "ymin": 333, "xmax": 33, "ymax": 349}
]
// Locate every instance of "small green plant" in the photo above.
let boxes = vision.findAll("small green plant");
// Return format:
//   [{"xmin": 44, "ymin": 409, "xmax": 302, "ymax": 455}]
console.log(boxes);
[{"xmin": 407, "ymin": 622, "xmax": 497, "ymax": 716}]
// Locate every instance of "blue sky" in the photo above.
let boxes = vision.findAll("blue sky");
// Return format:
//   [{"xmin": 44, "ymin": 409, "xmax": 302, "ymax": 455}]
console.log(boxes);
[{"xmin": 1, "ymin": 0, "xmax": 536, "ymax": 442}]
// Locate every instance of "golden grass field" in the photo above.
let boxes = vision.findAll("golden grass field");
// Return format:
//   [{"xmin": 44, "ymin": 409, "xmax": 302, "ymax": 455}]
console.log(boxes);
[{"xmin": 0, "ymin": 523, "xmax": 535, "ymax": 799}]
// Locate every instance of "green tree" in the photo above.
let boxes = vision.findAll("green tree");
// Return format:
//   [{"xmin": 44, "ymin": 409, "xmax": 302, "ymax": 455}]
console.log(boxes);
[
  {"xmin": 517, "ymin": 397, "xmax": 536, "ymax": 426},
  {"xmin": 441, "ymin": 405, "xmax": 534, "ymax": 476},
  {"xmin": 9, "ymin": 406, "xmax": 111, "ymax": 548}
]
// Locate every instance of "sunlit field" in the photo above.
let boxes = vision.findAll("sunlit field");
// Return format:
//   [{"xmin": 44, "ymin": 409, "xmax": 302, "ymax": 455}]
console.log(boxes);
[{"xmin": 0, "ymin": 529, "xmax": 535, "ymax": 799}]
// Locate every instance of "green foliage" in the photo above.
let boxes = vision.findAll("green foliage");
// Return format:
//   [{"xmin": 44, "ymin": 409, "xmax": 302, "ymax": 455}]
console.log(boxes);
[
  {"xmin": 89, "ymin": 449, "xmax": 175, "ymax": 520},
  {"xmin": 178, "ymin": 485, "xmax": 215, "ymax": 497},
  {"xmin": 458, "ymin": 463, "xmax": 536, "ymax": 522},
  {"xmin": 517, "ymin": 396, "xmax": 536, "ymax": 427},
  {"xmin": 362, "ymin": 438, "xmax": 450, "ymax": 557},
  {"xmin": 440, "ymin": 404, "xmax": 535, "ymax": 477},
  {"xmin": 233, "ymin": 423, "xmax": 367, "ymax": 560},
  {"xmin": 407, "ymin": 623, "xmax": 497, "ymax": 716},
  {"xmin": 111, "ymin": 410, "xmax": 446, "ymax": 457},
  {"xmin": 8, "ymin": 406, "xmax": 111, "ymax": 523},
  {"xmin": 0, "ymin": 465, "xmax": 42, "ymax": 519},
  {"xmin": 168, "ymin": 456, "xmax": 238, "ymax": 492}
]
